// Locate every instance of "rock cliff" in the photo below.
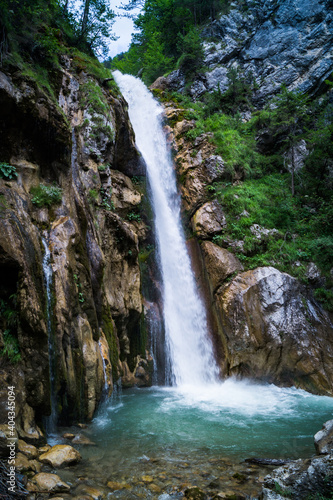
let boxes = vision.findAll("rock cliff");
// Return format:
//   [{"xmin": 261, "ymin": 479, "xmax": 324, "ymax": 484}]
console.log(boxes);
[
  {"xmin": 155, "ymin": 0, "xmax": 333, "ymax": 104},
  {"xmin": 0, "ymin": 56, "xmax": 155, "ymax": 438}
]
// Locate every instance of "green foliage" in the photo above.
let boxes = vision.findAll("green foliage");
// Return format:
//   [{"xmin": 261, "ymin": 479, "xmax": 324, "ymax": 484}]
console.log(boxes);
[
  {"xmin": 1, "ymin": 329, "xmax": 21, "ymax": 363},
  {"xmin": 0, "ymin": 294, "xmax": 20, "ymax": 363},
  {"xmin": 73, "ymin": 274, "xmax": 85, "ymax": 303},
  {"xmin": 80, "ymin": 80, "xmax": 109, "ymax": 116},
  {"xmin": 88, "ymin": 188, "xmax": 99, "ymax": 203},
  {"xmin": 127, "ymin": 211, "xmax": 142, "ymax": 222},
  {"xmin": 314, "ymin": 288, "xmax": 333, "ymax": 313},
  {"xmin": 211, "ymin": 173, "xmax": 333, "ymax": 287},
  {"xmin": 187, "ymin": 112, "xmax": 264, "ymax": 180},
  {"xmin": 112, "ymin": 0, "xmax": 228, "ymax": 83},
  {"xmin": 204, "ymin": 68, "xmax": 256, "ymax": 116},
  {"xmin": 78, "ymin": 0, "xmax": 116, "ymax": 58},
  {"xmin": 30, "ymin": 184, "xmax": 62, "ymax": 208},
  {"xmin": 0, "ymin": 162, "xmax": 17, "ymax": 180},
  {"xmin": 176, "ymin": 27, "xmax": 204, "ymax": 77}
]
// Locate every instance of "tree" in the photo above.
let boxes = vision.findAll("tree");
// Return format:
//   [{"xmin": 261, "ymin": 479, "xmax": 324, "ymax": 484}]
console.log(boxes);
[
  {"xmin": 78, "ymin": 0, "xmax": 116, "ymax": 56},
  {"xmin": 269, "ymin": 86, "xmax": 310, "ymax": 196}
]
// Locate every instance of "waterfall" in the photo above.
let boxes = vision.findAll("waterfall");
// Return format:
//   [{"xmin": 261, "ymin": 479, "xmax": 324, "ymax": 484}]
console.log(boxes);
[
  {"xmin": 42, "ymin": 235, "xmax": 57, "ymax": 433},
  {"xmin": 113, "ymin": 72, "xmax": 219, "ymax": 386}
]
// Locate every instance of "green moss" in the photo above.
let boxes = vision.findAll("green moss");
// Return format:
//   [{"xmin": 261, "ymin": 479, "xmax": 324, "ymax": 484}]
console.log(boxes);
[{"xmin": 80, "ymin": 80, "xmax": 110, "ymax": 116}]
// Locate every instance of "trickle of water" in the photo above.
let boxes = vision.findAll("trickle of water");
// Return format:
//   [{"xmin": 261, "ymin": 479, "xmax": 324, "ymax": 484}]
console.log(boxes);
[
  {"xmin": 98, "ymin": 340, "xmax": 109, "ymax": 400},
  {"xmin": 113, "ymin": 72, "xmax": 219, "ymax": 386},
  {"xmin": 42, "ymin": 235, "xmax": 57, "ymax": 433}
]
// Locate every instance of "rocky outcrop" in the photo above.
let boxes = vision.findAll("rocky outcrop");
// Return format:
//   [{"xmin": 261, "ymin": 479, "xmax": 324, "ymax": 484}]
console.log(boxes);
[
  {"xmin": 201, "ymin": 241, "xmax": 243, "ymax": 293},
  {"xmin": 192, "ymin": 200, "xmax": 226, "ymax": 239},
  {"xmin": 263, "ymin": 455, "xmax": 333, "ymax": 499},
  {"xmin": 314, "ymin": 420, "xmax": 333, "ymax": 454},
  {"xmin": 214, "ymin": 267, "xmax": 333, "ymax": 394},
  {"xmin": 155, "ymin": 0, "xmax": 333, "ymax": 104},
  {"xmin": 0, "ymin": 55, "xmax": 154, "ymax": 436}
]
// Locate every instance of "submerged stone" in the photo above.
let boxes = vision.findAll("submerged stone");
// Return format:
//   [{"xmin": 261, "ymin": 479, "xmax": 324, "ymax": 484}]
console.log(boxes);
[{"xmin": 34, "ymin": 473, "xmax": 70, "ymax": 493}]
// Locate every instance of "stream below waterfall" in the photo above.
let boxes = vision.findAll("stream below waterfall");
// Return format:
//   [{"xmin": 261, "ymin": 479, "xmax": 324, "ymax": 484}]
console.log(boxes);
[{"xmin": 54, "ymin": 382, "xmax": 333, "ymax": 498}]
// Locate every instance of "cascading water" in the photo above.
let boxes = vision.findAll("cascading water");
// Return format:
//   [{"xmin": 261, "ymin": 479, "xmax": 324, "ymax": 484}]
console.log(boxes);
[
  {"xmin": 113, "ymin": 71, "xmax": 219, "ymax": 386},
  {"xmin": 42, "ymin": 235, "xmax": 57, "ymax": 434},
  {"xmin": 98, "ymin": 340, "xmax": 109, "ymax": 401}
]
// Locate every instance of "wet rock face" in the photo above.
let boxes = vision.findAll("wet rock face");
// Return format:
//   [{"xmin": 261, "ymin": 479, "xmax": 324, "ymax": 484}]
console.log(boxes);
[
  {"xmin": 156, "ymin": 0, "xmax": 333, "ymax": 103},
  {"xmin": 0, "ymin": 57, "xmax": 152, "ymax": 433},
  {"xmin": 216, "ymin": 267, "xmax": 333, "ymax": 394}
]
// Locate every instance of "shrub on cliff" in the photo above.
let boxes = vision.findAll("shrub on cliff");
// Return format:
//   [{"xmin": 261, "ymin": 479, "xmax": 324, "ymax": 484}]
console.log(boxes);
[{"xmin": 30, "ymin": 183, "xmax": 62, "ymax": 208}]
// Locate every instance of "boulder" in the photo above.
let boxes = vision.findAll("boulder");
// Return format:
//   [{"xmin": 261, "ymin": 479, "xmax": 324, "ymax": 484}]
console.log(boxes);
[
  {"xmin": 192, "ymin": 200, "xmax": 226, "ymax": 239},
  {"xmin": 15, "ymin": 452, "xmax": 34, "ymax": 472},
  {"xmin": 17, "ymin": 439, "xmax": 38, "ymax": 459},
  {"xmin": 215, "ymin": 267, "xmax": 333, "ymax": 394},
  {"xmin": 0, "ymin": 424, "xmax": 18, "ymax": 458},
  {"xmin": 249, "ymin": 224, "xmax": 279, "ymax": 241},
  {"xmin": 263, "ymin": 455, "xmax": 333, "ymax": 499},
  {"xmin": 314, "ymin": 420, "xmax": 333, "ymax": 455},
  {"xmin": 201, "ymin": 241, "xmax": 243, "ymax": 292},
  {"xmin": 33, "ymin": 473, "xmax": 70, "ymax": 493},
  {"xmin": 39, "ymin": 444, "xmax": 81, "ymax": 468}
]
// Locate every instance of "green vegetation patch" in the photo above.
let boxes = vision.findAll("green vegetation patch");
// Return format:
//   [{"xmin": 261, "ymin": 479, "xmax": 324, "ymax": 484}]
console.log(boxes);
[
  {"xmin": 0, "ymin": 163, "xmax": 17, "ymax": 180},
  {"xmin": 31, "ymin": 184, "xmax": 62, "ymax": 208}
]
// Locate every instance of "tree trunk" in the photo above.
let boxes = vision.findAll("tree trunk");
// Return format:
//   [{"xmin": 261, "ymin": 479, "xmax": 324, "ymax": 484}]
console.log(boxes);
[
  {"xmin": 291, "ymin": 145, "xmax": 295, "ymax": 197},
  {"xmin": 81, "ymin": 0, "xmax": 91, "ymax": 35}
]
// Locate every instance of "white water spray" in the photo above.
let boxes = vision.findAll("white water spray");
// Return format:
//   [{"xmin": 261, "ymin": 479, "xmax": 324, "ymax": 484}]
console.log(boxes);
[{"xmin": 113, "ymin": 72, "xmax": 219, "ymax": 386}]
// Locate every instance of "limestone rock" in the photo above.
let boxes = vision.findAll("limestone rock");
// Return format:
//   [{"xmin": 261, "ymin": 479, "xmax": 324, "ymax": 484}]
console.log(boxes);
[
  {"xmin": 201, "ymin": 241, "xmax": 243, "ymax": 292},
  {"xmin": 215, "ymin": 267, "xmax": 333, "ymax": 394},
  {"xmin": 314, "ymin": 420, "xmax": 333, "ymax": 455},
  {"xmin": 159, "ymin": 0, "xmax": 333, "ymax": 103},
  {"xmin": 0, "ymin": 424, "xmax": 18, "ymax": 458},
  {"xmin": 39, "ymin": 445, "xmax": 81, "ymax": 468},
  {"xmin": 262, "ymin": 455, "xmax": 333, "ymax": 499},
  {"xmin": 18, "ymin": 439, "xmax": 38, "ymax": 459},
  {"xmin": 34, "ymin": 473, "xmax": 70, "ymax": 493},
  {"xmin": 38, "ymin": 444, "xmax": 51, "ymax": 455},
  {"xmin": 63, "ymin": 433, "xmax": 75, "ymax": 440},
  {"xmin": 74, "ymin": 484, "xmax": 104, "ymax": 499},
  {"xmin": 192, "ymin": 200, "xmax": 226, "ymax": 239},
  {"xmin": 15, "ymin": 452, "xmax": 34, "ymax": 472},
  {"xmin": 249, "ymin": 224, "xmax": 279, "ymax": 241}
]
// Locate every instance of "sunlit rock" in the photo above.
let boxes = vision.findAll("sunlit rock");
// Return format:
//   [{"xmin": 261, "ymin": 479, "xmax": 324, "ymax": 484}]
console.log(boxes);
[{"xmin": 39, "ymin": 444, "xmax": 81, "ymax": 468}]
